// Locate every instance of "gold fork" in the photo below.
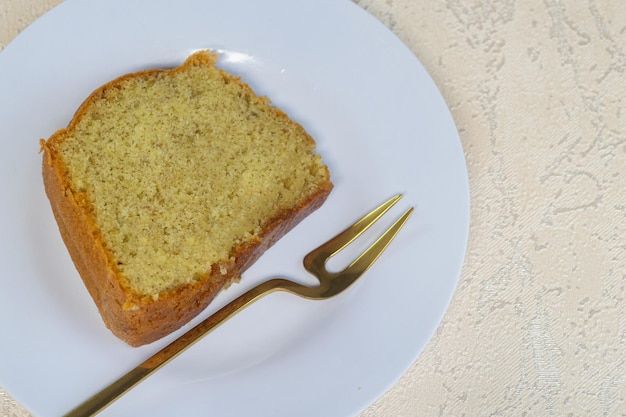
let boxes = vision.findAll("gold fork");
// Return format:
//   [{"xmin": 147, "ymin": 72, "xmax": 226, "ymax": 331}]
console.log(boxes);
[{"xmin": 65, "ymin": 194, "xmax": 413, "ymax": 417}]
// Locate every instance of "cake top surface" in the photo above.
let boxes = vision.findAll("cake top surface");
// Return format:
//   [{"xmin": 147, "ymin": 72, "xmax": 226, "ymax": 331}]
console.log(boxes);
[{"xmin": 48, "ymin": 51, "xmax": 330, "ymax": 296}]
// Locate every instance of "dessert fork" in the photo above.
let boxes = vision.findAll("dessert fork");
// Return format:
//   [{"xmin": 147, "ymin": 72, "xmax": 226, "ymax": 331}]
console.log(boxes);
[{"xmin": 65, "ymin": 194, "xmax": 413, "ymax": 417}]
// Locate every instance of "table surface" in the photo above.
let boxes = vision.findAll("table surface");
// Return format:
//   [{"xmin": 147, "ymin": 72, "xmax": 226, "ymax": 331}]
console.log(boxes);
[{"xmin": 2, "ymin": 0, "xmax": 625, "ymax": 416}]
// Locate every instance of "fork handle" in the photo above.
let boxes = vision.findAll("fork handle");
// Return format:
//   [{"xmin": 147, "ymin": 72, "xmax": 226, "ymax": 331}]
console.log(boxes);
[{"xmin": 64, "ymin": 279, "xmax": 290, "ymax": 417}]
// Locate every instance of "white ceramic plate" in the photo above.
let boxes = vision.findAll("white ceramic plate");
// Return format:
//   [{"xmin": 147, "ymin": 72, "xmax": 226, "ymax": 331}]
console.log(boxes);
[{"xmin": 0, "ymin": 0, "xmax": 469, "ymax": 416}]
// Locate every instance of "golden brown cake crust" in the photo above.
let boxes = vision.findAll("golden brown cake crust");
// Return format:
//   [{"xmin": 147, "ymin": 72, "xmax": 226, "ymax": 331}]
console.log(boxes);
[{"xmin": 40, "ymin": 51, "xmax": 333, "ymax": 347}]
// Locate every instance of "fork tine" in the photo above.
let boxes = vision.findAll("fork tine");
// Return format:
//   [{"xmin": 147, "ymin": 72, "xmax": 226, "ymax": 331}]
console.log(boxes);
[
  {"xmin": 344, "ymin": 207, "xmax": 413, "ymax": 277},
  {"xmin": 317, "ymin": 194, "xmax": 403, "ymax": 259},
  {"xmin": 304, "ymin": 194, "xmax": 410, "ymax": 276}
]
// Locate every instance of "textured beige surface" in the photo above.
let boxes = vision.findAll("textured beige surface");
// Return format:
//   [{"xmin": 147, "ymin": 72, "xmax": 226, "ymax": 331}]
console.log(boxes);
[{"xmin": 2, "ymin": 0, "xmax": 625, "ymax": 416}]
